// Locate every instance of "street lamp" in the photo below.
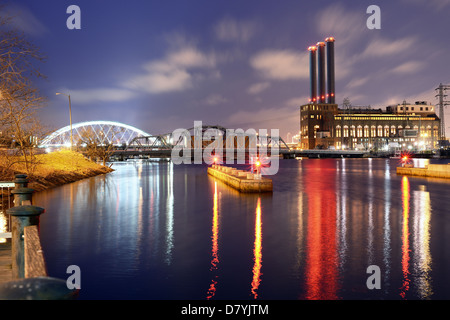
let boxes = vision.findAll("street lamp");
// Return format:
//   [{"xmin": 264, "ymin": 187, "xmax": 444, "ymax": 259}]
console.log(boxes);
[{"xmin": 56, "ymin": 92, "xmax": 73, "ymax": 150}]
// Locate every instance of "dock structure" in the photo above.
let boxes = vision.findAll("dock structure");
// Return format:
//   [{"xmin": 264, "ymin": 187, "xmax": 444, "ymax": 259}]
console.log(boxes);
[
  {"xmin": 397, "ymin": 163, "xmax": 450, "ymax": 179},
  {"xmin": 207, "ymin": 165, "xmax": 273, "ymax": 193}
]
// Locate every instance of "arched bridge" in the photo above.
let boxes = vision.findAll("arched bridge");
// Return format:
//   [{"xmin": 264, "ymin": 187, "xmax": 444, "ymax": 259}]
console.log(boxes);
[{"xmin": 39, "ymin": 121, "xmax": 151, "ymax": 148}]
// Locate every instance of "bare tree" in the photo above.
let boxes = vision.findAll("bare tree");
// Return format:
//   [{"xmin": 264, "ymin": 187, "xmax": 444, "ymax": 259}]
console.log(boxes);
[
  {"xmin": 0, "ymin": 7, "xmax": 46, "ymax": 175},
  {"xmin": 77, "ymin": 127, "xmax": 122, "ymax": 166}
]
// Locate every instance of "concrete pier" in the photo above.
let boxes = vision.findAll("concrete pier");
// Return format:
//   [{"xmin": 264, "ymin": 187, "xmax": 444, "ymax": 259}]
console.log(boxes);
[
  {"xmin": 207, "ymin": 165, "xmax": 273, "ymax": 193},
  {"xmin": 397, "ymin": 163, "xmax": 450, "ymax": 179}
]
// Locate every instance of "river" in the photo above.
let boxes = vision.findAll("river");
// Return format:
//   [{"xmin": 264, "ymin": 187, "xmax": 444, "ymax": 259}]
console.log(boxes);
[{"xmin": 32, "ymin": 158, "xmax": 450, "ymax": 300}]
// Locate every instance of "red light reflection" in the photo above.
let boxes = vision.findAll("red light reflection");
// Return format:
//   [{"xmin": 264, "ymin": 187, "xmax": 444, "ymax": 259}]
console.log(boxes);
[
  {"xmin": 251, "ymin": 197, "xmax": 263, "ymax": 299},
  {"xmin": 303, "ymin": 160, "xmax": 338, "ymax": 300},
  {"xmin": 206, "ymin": 182, "xmax": 220, "ymax": 299}
]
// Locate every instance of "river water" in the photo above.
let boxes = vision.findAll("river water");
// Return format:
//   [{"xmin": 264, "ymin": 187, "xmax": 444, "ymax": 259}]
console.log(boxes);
[{"xmin": 32, "ymin": 158, "xmax": 450, "ymax": 300}]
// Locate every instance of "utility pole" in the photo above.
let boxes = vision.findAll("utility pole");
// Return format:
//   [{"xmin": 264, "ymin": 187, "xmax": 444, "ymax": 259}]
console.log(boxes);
[
  {"xmin": 56, "ymin": 92, "xmax": 73, "ymax": 150},
  {"xmin": 435, "ymin": 83, "xmax": 450, "ymax": 140}
]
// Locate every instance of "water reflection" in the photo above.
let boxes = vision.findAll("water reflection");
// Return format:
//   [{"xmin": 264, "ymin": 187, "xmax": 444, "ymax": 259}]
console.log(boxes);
[
  {"xmin": 367, "ymin": 158, "xmax": 374, "ymax": 265},
  {"xmin": 383, "ymin": 160, "xmax": 391, "ymax": 292},
  {"xmin": 206, "ymin": 181, "xmax": 220, "ymax": 300},
  {"xmin": 0, "ymin": 211, "xmax": 7, "ymax": 243},
  {"xmin": 412, "ymin": 185, "xmax": 432, "ymax": 299},
  {"xmin": 251, "ymin": 197, "xmax": 262, "ymax": 299},
  {"xmin": 34, "ymin": 159, "xmax": 450, "ymax": 299},
  {"xmin": 303, "ymin": 160, "xmax": 338, "ymax": 300},
  {"xmin": 400, "ymin": 176, "xmax": 410, "ymax": 299},
  {"xmin": 165, "ymin": 162, "xmax": 174, "ymax": 265}
]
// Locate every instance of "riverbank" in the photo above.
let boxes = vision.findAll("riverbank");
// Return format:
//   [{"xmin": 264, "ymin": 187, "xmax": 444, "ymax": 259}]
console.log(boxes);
[{"xmin": 0, "ymin": 150, "xmax": 114, "ymax": 192}]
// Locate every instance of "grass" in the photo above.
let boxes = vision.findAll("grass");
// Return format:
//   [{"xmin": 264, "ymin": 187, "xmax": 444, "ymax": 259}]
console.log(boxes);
[{"xmin": 0, "ymin": 150, "xmax": 114, "ymax": 191}]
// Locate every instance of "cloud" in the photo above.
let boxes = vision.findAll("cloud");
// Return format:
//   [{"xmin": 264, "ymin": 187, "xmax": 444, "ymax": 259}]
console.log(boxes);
[
  {"xmin": 390, "ymin": 60, "xmax": 425, "ymax": 75},
  {"xmin": 201, "ymin": 94, "xmax": 228, "ymax": 106},
  {"xmin": 315, "ymin": 4, "xmax": 365, "ymax": 46},
  {"xmin": 247, "ymin": 82, "xmax": 271, "ymax": 95},
  {"xmin": 59, "ymin": 88, "xmax": 136, "ymax": 104},
  {"xmin": 402, "ymin": 0, "xmax": 450, "ymax": 10},
  {"xmin": 124, "ymin": 46, "xmax": 218, "ymax": 94},
  {"xmin": 250, "ymin": 50, "xmax": 308, "ymax": 80},
  {"xmin": 346, "ymin": 76, "xmax": 370, "ymax": 89},
  {"xmin": 214, "ymin": 17, "xmax": 258, "ymax": 43},
  {"xmin": 361, "ymin": 37, "xmax": 417, "ymax": 58},
  {"xmin": 4, "ymin": 4, "xmax": 48, "ymax": 36},
  {"xmin": 285, "ymin": 96, "xmax": 309, "ymax": 107},
  {"xmin": 226, "ymin": 105, "xmax": 299, "ymax": 140}
]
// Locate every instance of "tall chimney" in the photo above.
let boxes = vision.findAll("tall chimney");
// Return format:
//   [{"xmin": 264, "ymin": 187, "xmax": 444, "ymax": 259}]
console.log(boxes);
[
  {"xmin": 316, "ymin": 42, "xmax": 326, "ymax": 103},
  {"xmin": 308, "ymin": 46, "xmax": 317, "ymax": 103},
  {"xmin": 325, "ymin": 37, "xmax": 335, "ymax": 104}
]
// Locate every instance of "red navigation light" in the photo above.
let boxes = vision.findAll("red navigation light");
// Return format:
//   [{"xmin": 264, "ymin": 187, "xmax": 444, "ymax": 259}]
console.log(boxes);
[
  {"xmin": 402, "ymin": 156, "xmax": 409, "ymax": 162},
  {"xmin": 214, "ymin": 157, "xmax": 218, "ymax": 163},
  {"xmin": 255, "ymin": 160, "xmax": 261, "ymax": 167}
]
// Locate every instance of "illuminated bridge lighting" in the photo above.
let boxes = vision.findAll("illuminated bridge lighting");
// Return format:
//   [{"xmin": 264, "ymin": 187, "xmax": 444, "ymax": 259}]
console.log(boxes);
[{"xmin": 39, "ymin": 120, "xmax": 151, "ymax": 148}]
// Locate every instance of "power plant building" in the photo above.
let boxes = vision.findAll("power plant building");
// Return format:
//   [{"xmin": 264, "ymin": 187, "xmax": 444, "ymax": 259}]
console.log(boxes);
[{"xmin": 300, "ymin": 37, "xmax": 440, "ymax": 150}]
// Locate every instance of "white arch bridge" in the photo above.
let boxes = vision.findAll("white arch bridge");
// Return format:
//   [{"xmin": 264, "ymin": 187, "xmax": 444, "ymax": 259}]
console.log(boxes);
[{"xmin": 39, "ymin": 121, "xmax": 151, "ymax": 148}]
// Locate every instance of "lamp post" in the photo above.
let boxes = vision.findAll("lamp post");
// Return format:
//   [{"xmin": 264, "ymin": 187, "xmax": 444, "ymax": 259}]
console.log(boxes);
[{"xmin": 56, "ymin": 92, "xmax": 73, "ymax": 150}]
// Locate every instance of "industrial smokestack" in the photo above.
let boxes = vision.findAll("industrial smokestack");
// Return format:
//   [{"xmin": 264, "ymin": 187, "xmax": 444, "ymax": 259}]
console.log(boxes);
[
  {"xmin": 325, "ymin": 37, "xmax": 335, "ymax": 104},
  {"xmin": 308, "ymin": 46, "xmax": 317, "ymax": 103},
  {"xmin": 316, "ymin": 42, "xmax": 326, "ymax": 103}
]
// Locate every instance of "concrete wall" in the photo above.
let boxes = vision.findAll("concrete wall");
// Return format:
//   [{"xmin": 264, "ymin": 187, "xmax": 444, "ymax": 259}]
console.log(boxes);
[{"xmin": 397, "ymin": 165, "xmax": 450, "ymax": 179}]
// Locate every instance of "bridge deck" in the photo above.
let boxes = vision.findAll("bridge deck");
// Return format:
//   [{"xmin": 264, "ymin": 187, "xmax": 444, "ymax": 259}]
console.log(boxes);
[{"xmin": 0, "ymin": 241, "xmax": 12, "ymax": 284}]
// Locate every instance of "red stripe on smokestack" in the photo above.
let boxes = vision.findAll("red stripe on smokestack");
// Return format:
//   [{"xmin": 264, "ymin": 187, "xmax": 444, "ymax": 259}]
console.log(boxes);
[
  {"xmin": 308, "ymin": 46, "xmax": 317, "ymax": 103},
  {"xmin": 325, "ymin": 37, "xmax": 335, "ymax": 104},
  {"xmin": 316, "ymin": 42, "xmax": 326, "ymax": 104}
]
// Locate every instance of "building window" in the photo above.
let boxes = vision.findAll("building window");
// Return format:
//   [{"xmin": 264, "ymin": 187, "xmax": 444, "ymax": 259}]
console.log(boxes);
[
  {"xmin": 371, "ymin": 126, "xmax": 376, "ymax": 137},
  {"xmin": 357, "ymin": 126, "xmax": 363, "ymax": 138},
  {"xmin": 384, "ymin": 126, "xmax": 389, "ymax": 137},
  {"xmin": 377, "ymin": 125, "xmax": 383, "ymax": 137},
  {"xmin": 336, "ymin": 126, "xmax": 341, "ymax": 138},
  {"xmin": 391, "ymin": 126, "xmax": 396, "ymax": 135},
  {"xmin": 350, "ymin": 126, "xmax": 356, "ymax": 137},
  {"xmin": 364, "ymin": 126, "xmax": 369, "ymax": 137},
  {"xmin": 343, "ymin": 126, "xmax": 349, "ymax": 137}
]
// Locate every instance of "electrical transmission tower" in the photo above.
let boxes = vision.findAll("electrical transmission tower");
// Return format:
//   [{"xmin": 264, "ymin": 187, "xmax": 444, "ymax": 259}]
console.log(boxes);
[{"xmin": 435, "ymin": 83, "xmax": 450, "ymax": 139}]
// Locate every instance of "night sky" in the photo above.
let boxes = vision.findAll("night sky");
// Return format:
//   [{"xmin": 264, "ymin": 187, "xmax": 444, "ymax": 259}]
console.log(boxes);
[{"xmin": 6, "ymin": 0, "xmax": 450, "ymax": 141}]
